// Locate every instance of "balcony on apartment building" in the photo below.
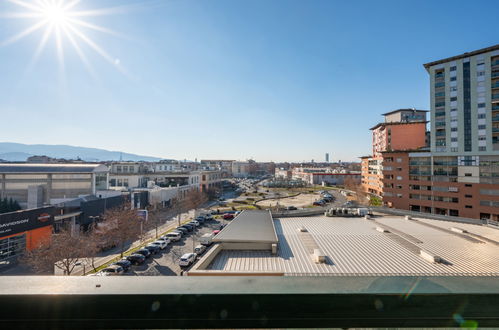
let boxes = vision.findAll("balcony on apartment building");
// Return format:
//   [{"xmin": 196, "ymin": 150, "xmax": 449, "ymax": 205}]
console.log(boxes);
[{"xmin": 409, "ymin": 161, "xmax": 431, "ymax": 166}]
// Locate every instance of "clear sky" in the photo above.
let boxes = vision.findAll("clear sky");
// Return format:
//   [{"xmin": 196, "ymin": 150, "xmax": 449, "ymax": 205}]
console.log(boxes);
[{"xmin": 0, "ymin": 0, "xmax": 498, "ymax": 162}]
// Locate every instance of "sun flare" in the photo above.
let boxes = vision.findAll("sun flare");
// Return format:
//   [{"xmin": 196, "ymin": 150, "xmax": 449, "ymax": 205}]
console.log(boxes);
[{"xmin": 2, "ymin": 0, "xmax": 125, "ymax": 75}]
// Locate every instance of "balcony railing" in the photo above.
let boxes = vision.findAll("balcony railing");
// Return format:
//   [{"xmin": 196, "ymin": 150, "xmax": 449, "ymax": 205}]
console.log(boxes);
[
  {"xmin": 409, "ymin": 161, "xmax": 431, "ymax": 166},
  {"xmin": 409, "ymin": 171, "xmax": 432, "ymax": 175},
  {"xmin": 2, "ymin": 276, "xmax": 499, "ymax": 329},
  {"xmin": 433, "ymin": 171, "xmax": 458, "ymax": 176},
  {"xmin": 493, "ymin": 128, "xmax": 499, "ymax": 133},
  {"xmin": 492, "ymin": 116, "xmax": 499, "ymax": 122}
]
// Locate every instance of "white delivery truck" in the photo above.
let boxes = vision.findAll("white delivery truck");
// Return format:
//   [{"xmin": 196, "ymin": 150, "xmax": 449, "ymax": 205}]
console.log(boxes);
[{"xmin": 199, "ymin": 233, "xmax": 214, "ymax": 246}]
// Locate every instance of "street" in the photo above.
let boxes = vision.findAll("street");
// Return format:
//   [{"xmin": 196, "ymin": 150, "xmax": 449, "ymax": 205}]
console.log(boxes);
[{"xmin": 123, "ymin": 217, "xmax": 230, "ymax": 276}]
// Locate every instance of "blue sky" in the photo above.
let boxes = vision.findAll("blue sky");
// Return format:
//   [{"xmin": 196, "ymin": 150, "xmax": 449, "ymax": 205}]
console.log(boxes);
[{"xmin": 0, "ymin": 0, "xmax": 498, "ymax": 162}]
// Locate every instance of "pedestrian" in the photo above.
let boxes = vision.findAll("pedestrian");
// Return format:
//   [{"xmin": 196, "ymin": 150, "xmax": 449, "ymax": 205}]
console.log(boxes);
[{"xmin": 180, "ymin": 270, "xmax": 184, "ymax": 276}]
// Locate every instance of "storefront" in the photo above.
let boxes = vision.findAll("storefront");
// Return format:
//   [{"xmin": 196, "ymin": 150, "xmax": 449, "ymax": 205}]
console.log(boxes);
[{"xmin": 0, "ymin": 207, "xmax": 54, "ymax": 265}]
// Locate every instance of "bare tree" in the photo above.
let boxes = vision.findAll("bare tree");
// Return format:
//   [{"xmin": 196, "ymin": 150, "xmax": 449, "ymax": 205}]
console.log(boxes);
[
  {"xmin": 344, "ymin": 176, "xmax": 368, "ymax": 205},
  {"xmin": 81, "ymin": 233, "xmax": 102, "ymax": 273},
  {"xmin": 170, "ymin": 189, "xmax": 208, "ymax": 226},
  {"xmin": 144, "ymin": 209, "xmax": 165, "ymax": 239},
  {"xmin": 100, "ymin": 206, "xmax": 141, "ymax": 258},
  {"xmin": 22, "ymin": 229, "xmax": 90, "ymax": 275}
]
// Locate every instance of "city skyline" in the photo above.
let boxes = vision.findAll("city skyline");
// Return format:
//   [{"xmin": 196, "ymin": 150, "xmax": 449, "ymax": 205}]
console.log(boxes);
[{"xmin": 1, "ymin": 0, "xmax": 498, "ymax": 162}]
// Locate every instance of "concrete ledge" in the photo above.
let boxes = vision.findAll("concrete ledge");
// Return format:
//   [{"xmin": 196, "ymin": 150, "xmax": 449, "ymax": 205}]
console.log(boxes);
[
  {"xmin": 190, "ymin": 243, "xmax": 223, "ymax": 271},
  {"xmin": 187, "ymin": 271, "xmax": 284, "ymax": 276}
]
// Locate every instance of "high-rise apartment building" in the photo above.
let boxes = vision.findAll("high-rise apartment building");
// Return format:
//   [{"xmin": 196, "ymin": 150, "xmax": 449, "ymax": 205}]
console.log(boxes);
[
  {"xmin": 424, "ymin": 44, "xmax": 499, "ymax": 154},
  {"xmin": 381, "ymin": 44, "xmax": 499, "ymax": 221},
  {"xmin": 360, "ymin": 109, "xmax": 428, "ymax": 196}
]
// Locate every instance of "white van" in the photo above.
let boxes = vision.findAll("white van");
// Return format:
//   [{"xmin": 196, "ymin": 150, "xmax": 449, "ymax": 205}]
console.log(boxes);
[{"xmin": 199, "ymin": 233, "xmax": 213, "ymax": 246}]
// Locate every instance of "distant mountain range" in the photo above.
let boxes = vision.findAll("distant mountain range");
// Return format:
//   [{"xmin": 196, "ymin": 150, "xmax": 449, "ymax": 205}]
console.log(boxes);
[{"xmin": 0, "ymin": 142, "xmax": 164, "ymax": 162}]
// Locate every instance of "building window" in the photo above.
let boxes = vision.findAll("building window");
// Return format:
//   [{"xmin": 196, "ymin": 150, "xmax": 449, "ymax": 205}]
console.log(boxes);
[
  {"xmin": 465, "ymin": 184, "xmax": 472, "ymax": 187},
  {"xmin": 464, "ymin": 173, "xmax": 472, "ymax": 177},
  {"xmin": 479, "ymin": 147, "xmax": 486, "ymax": 151},
  {"xmin": 116, "ymin": 166, "xmax": 122, "ymax": 172},
  {"xmin": 450, "ymin": 66, "xmax": 457, "ymax": 71},
  {"xmin": 465, "ymin": 194, "xmax": 472, "ymax": 198},
  {"xmin": 465, "ymin": 205, "xmax": 473, "ymax": 209}
]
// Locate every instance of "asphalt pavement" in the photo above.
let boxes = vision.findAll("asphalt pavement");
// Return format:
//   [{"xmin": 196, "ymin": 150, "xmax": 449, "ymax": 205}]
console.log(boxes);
[{"xmin": 123, "ymin": 217, "xmax": 230, "ymax": 276}]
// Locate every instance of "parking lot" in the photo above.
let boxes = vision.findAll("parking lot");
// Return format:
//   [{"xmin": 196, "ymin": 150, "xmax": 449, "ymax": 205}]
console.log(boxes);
[{"xmin": 123, "ymin": 216, "xmax": 230, "ymax": 276}]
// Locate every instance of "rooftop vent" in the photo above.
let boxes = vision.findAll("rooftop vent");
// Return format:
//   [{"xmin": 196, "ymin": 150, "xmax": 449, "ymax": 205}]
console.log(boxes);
[
  {"xmin": 405, "ymin": 215, "xmax": 412, "ymax": 220},
  {"xmin": 271, "ymin": 243, "xmax": 277, "ymax": 255},
  {"xmin": 312, "ymin": 249, "xmax": 326, "ymax": 264},
  {"xmin": 451, "ymin": 227, "xmax": 468, "ymax": 234},
  {"xmin": 420, "ymin": 250, "xmax": 442, "ymax": 263},
  {"xmin": 298, "ymin": 227, "xmax": 308, "ymax": 232},
  {"xmin": 376, "ymin": 226, "xmax": 389, "ymax": 233}
]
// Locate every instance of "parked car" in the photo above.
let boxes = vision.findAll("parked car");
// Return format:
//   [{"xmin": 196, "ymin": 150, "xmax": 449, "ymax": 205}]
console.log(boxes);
[
  {"xmin": 151, "ymin": 240, "xmax": 168, "ymax": 250},
  {"xmin": 157, "ymin": 237, "xmax": 171, "ymax": 246},
  {"xmin": 313, "ymin": 200, "xmax": 325, "ymax": 206},
  {"xmin": 286, "ymin": 206, "xmax": 298, "ymax": 210},
  {"xmin": 113, "ymin": 259, "xmax": 131, "ymax": 272},
  {"xmin": 145, "ymin": 244, "xmax": 161, "ymax": 254},
  {"xmin": 179, "ymin": 253, "xmax": 196, "ymax": 267},
  {"xmin": 189, "ymin": 220, "xmax": 200, "ymax": 227},
  {"xmin": 204, "ymin": 214, "xmax": 213, "ymax": 221},
  {"xmin": 219, "ymin": 223, "xmax": 226, "ymax": 230},
  {"xmin": 212, "ymin": 230, "xmax": 221, "ymax": 235},
  {"xmin": 223, "ymin": 213, "xmax": 234, "ymax": 220},
  {"xmin": 165, "ymin": 232, "xmax": 182, "ymax": 241},
  {"xmin": 101, "ymin": 265, "xmax": 124, "ymax": 275},
  {"xmin": 126, "ymin": 253, "xmax": 146, "ymax": 265},
  {"xmin": 135, "ymin": 248, "xmax": 152, "ymax": 258},
  {"xmin": 194, "ymin": 245, "xmax": 206, "ymax": 255},
  {"xmin": 180, "ymin": 224, "xmax": 194, "ymax": 232},
  {"xmin": 175, "ymin": 227, "xmax": 188, "ymax": 234}
]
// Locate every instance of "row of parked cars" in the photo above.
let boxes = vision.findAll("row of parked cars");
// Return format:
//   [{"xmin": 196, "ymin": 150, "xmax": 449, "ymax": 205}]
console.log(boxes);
[
  {"xmin": 313, "ymin": 191, "xmax": 335, "ymax": 206},
  {"xmin": 93, "ymin": 214, "xmax": 215, "ymax": 275}
]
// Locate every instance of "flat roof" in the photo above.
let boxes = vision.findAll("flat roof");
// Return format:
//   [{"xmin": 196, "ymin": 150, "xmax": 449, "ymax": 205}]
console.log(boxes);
[
  {"xmin": 208, "ymin": 215, "xmax": 499, "ymax": 276},
  {"xmin": 423, "ymin": 44, "xmax": 499, "ymax": 70},
  {"xmin": 0, "ymin": 163, "xmax": 108, "ymax": 173},
  {"xmin": 381, "ymin": 109, "xmax": 429, "ymax": 116},
  {"xmin": 213, "ymin": 210, "xmax": 278, "ymax": 244},
  {"xmin": 370, "ymin": 121, "xmax": 428, "ymax": 130}
]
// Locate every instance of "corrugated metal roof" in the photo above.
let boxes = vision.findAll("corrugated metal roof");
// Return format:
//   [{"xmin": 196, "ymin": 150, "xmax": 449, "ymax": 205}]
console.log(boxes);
[
  {"xmin": 208, "ymin": 216, "xmax": 499, "ymax": 276},
  {"xmin": 0, "ymin": 163, "xmax": 108, "ymax": 173},
  {"xmin": 213, "ymin": 210, "xmax": 278, "ymax": 244}
]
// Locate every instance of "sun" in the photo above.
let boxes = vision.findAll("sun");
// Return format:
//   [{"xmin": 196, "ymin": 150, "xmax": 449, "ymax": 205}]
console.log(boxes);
[
  {"xmin": 1, "ymin": 0, "xmax": 126, "ymax": 76},
  {"xmin": 42, "ymin": 3, "xmax": 69, "ymax": 26}
]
